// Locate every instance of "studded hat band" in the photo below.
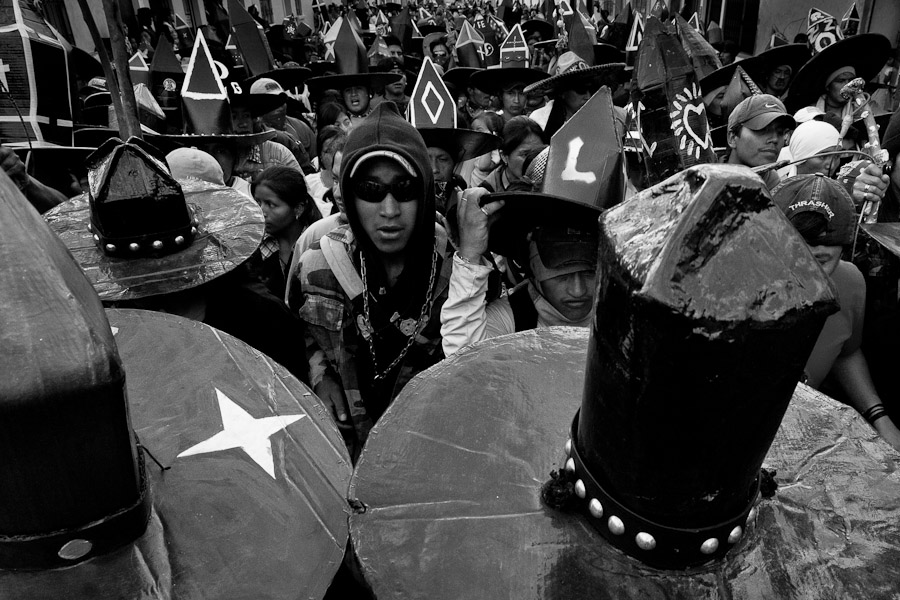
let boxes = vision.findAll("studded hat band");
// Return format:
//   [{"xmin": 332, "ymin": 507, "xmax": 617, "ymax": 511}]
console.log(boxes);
[
  {"xmin": 565, "ymin": 410, "xmax": 759, "ymax": 570},
  {"xmin": 0, "ymin": 445, "xmax": 152, "ymax": 570}
]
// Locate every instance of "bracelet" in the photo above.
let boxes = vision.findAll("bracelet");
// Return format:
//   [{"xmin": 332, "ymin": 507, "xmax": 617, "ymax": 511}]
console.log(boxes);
[{"xmin": 861, "ymin": 404, "xmax": 889, "ymax": 426}]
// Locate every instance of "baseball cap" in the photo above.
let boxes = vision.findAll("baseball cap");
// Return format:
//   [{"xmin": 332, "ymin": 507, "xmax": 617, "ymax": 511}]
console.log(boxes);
[
  {"xmin": 249, "ymin": 78, "xmax": 287, "ymax": 95},
  {"xmin": 728, "ymin": 94, "xmax": 796, "ymax": 132},
  {"xmin": 771, "ymin": 174, "xmax": 855, "ymax": 246},
  {"xmin": 532, "ymin": 225, "xmax": 598, "ymax": 272},
  {"xmin": 793, "ymin": 106, "xmax": 826, "ymax": 124}
]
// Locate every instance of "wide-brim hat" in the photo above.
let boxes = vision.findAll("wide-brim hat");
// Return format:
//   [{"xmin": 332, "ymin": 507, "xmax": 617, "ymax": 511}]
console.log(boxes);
[
  {"xmin": 243, "ymin": 66, "xmax": 312, "ymax": 90},
  {"xmin": 306, "ymin": 71, "xmax": 402, "ymax": 95},
  {"xmin": 522, "ymin": 19, "xmax": 554, "ymax": 42},
  {"xmin": 152, "ymin": 128, "xmax": 277, "ymax": 149},
  {"xmin": 1, "ymin": 308, "xmax": 352, "ymax": 599},
  {"xmin": 346, "ymin": 327, "xmax": 900, "ymax": 598},
  {"xmin": 699, "ymin": 61, "xmax": 740, "ymax": 96},
  {"xmin": 43, "ymin": 179, "xmax": 265, "ymax": 302},
  {"xmin": 419, "ymin": 127, "xmax": 501, "ymax": 162},
  {"xmin": 306, "ymin": 60, "xmax": 337, "ymax": 77},
  {"xmin": 441, "ymin": 66, "xmax": 483, "ymax": 91},
  {"xmin": 469, "ymin": 67, "xmax": 549, "ymax": 94},
  {"xmin": 739, "ymin": 43, "xmax": 810, "ymax": 87},
  {"xmin": 785, "ymin": 33, "xmax": 891, "ymax": 111},
  {"xmin": 593, "ymin": 43, "xmax": 625, "ymax": 66},
  {"xmin": 524, "ymin": 62, "xmax": 626, "ymax": 96}
]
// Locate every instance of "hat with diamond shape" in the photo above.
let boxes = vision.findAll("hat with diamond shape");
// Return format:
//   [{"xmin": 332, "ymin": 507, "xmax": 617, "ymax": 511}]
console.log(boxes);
[{"xmin": 409, "ymin": 57, "xmax": 500, "ymax": 163}]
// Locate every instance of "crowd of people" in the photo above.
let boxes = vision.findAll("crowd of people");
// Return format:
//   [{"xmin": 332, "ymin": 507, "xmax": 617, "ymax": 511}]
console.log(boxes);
[{"xmin": 8, "ymin": 0, "xmax": 900, "ymax": 468}]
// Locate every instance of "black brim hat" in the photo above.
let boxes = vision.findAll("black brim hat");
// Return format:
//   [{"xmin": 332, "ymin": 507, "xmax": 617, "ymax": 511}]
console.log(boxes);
[
  {"xmin": 524, "ymin": 62, "xmax": 626, "ymax": 96},
  {"xmin": 306, "ymin": 72, "xmax": 402, "ymax": 95},
  {"xmin": 347, "ymin": 328, "xmax": 900, "ymax": 597},
  {"xmin": 2, "ymin": 175, "xmax": 351, "ymax": 599},
  {"xmin": 786, "ymin": 33, "xmax": 891, "ymax": 111},
  {"xmin": 153, "ymin": 128, "xmax": 277, "ymax": 149},
  {"xmin": 739, "ymin": 43, "xmax": 810, "ymax": 87},
  {"xmin": 593, "ymin": 43, "xmax": 625, "ymax": 66},
  {"xmin": 699, "ymin": 61, "xmax": 740, "ymax": 97},
  {"xmin": 469, "ymin": 67, "xmax": 549, "ymax": 94},
  {"xmin": 43, "ymin": 179, "xmax": 265, "ymax": 302},
  {"xmin": 441, "ymin": 66, "xmax": 482, "ymax": 90},
  {"xmin": 419, "ymin": 127, "xmax": 501, "ymax": 162},
  {"xmin": 522, "ymin": 19, "xmax": 554, "ymax": 42}
]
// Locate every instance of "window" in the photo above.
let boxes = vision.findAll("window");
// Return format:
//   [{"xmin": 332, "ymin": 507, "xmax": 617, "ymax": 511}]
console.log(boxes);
[{"xmin": 706, "ymin": 0, "xmax": 759, "ymax": 55}]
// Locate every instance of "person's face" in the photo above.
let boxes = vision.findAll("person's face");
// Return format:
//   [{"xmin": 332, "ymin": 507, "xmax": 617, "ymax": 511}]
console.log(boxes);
[
  {"xmin": 796, "ymin": 152, "xmax": 836, "ymax": 177},
  {"xmin": 807, "ymin": 244, "xmax": 842, "ymax": 276},
  {"xmin": 728, "ymin": 120, "xmax": 788, "ymax": 167},
  {"xmin": 332, "ymin": 151, "xmax": 344, "ymax": 212},
  {"xmin": 334, "ymin": 111, "xmax": 353, "ymax": 133},
  {"xmin": 505, "ymin": 132, "xmax": 543, "ymax": 181},
  {"xmin": 502, "ymin": 85, "xmax": 527, "ymax": 116},
  {"xmin": 539, "ymin": 268, "xmax": 597, "ymax": 321},
  {"xmin": 766, "ymin": 65, "xmax": 792, "ymax": 94},
  {"xmin": 468, "ymin": 86, "xmax": 494, "ymax": 110},
  {"xmin": 261, "ymin": 103, "xmax": 287, "ymax": 130},
  {"xmin": 387, "ymin": 44, "xmax": 403, "ymax": 59},
  {"xmin": 386, "ymin": 69, "xmax": 406, "ymax": 95},
  {"xmin": 708, "ymin": 89, "xmax": 727, "ymax": 116},
  {"xmin": 432, "ymin": 43, "xmax": 450, "ymax": 68},
  {"xmin": 719, "ymin": 51, "xmax": 735, "ymax": 65},
  {"xmin": 343, "ymin": 86, "xmax": 370, "ymax": 115},
  {"xmin": 254, "ymin": 183, "xmax": 297, "ymax": 235},
  {"xmin": 352, "ymin": 157, "xmax": 419, "ymax": 255},
  {"xmin": 428, "ymin": 146, "xmax": 455, "ymax": 183},
  {"xmin": 826, "ymin": 71, "xmax": 855, "ymax": 106},
  {"xmin": 231, "ymin": 105, "xmax": 255, "ymax": 134},
  {"xmin": 561, "ymin": 86, "xmax": 592, "ymax": 115}
]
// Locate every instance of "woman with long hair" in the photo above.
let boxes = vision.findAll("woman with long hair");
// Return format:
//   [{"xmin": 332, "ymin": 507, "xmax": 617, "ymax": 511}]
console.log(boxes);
[{"xmin": 249, "ymin": 165, "xmax": 321, "ymax": 299}]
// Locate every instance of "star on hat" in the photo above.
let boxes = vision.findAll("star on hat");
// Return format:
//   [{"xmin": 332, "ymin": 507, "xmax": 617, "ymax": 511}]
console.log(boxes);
[{"xmin": 178, "ymin": 388, "xmax": 305, "ymax": 479}]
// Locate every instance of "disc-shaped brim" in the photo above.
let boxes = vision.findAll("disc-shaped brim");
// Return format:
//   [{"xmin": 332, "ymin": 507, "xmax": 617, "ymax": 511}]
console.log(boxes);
[
  {"xmin": 786, "ymin": 34, "xmax": 891, "ymax": 112},
  {"xmin": 442, "ymin": 66, "xmax": 483, "ymax": 90},
  {"xmin": 524, "ymin": 63, "xmax": 627, "ymax": 96},
  {"xmin": 306, "ymin": 72, "xmax": 402, "ymax": 95},
  {"xmin": 469, "ymin": 67, "xmax": 550, "ymax": 95},
  {"xmin": 152, "ymin": 129, "xmax": 277, "ymax": 150},
  {"xmin": 485, "ymin": 190, "xmax": 602, "ymax": 260},
  {"xmin": 0, "ymin": 308, "xmax": 352, "ymax": 599},
  {"xmin": 419, "ymin": 127, "xmax": 501, "ymax": 163},
  {"xmin": 349, "ymin": 327, "xmax": 900, "ymax": 598},
  {"xmin": 244, "ymin": 66, "xmax": 314, "ymax": 90},
  {"xmin": 43, "ymin": 179, "xmax": 265, "ymax": 302},
  {"xmin": 738, "ymin": 44, "xmax": 810, "ymax": 86}
]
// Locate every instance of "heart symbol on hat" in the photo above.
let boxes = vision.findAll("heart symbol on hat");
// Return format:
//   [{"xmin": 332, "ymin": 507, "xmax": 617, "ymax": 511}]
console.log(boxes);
[{"xmin": 683, "ymin": 103, "xmax": 710, "ymax": 150}]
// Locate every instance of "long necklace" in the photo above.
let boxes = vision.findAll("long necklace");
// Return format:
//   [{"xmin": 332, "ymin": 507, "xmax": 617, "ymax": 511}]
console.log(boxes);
[{"xmin": 358, "ymin": 248, "xmax": 438, "ymax": 381}]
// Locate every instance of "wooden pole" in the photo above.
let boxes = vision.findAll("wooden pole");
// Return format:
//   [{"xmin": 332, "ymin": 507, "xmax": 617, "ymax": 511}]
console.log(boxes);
[
  {"xmin": 75, "ymin": 0, "xmax": 143, "ymax": 141},
  {"xmin": 101, "ymin": 0, "xmax": 143, "ymax": 140}
]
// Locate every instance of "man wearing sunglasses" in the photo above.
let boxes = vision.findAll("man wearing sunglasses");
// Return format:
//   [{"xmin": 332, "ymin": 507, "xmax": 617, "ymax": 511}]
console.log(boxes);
[
  {"xmin": 524, "ymin": 51, "xmax": 626, "ymax": 137},
  {"xmin": 293, "ymin": 102, "xmax": 453, "ymax": 460}
]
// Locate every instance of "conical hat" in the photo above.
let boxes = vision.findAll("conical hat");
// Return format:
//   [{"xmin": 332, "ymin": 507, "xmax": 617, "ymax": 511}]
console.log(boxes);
[
  {"xmin": 469, "ymin": 24, "xmax": 549, "ymax": 94},
  {"xmin": 306, "ymin": 18, "xmax": 401, "ymax": 94},
  {"xmin": 0, "ymin": 169, "xmax": 350, "ymax": 598},
  {"xmin": 128, "ymin": 51, "xmax": 151, "ymax": 88},
  {"xmin": 228, "ymin": 0, "xmax": 276, "ymax": 76},
  {"xmin": 409, "ymin": 57, "xmax": 500, "ymax": 162}
]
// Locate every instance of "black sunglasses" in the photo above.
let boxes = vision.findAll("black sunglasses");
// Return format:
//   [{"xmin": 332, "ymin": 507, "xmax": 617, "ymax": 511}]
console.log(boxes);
[{"xmin": 352, "ymin": 178, "xmax": 419, "ymax": 203}]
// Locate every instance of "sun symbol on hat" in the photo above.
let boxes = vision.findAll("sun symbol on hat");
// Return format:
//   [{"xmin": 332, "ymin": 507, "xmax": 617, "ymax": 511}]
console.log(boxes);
[{"xmin": 669, "ymin": 83, "xmax": 711, "ymax": 160}]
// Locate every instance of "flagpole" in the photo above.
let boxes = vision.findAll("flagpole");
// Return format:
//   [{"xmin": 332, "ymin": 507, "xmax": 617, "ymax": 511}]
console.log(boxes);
[{"xmin": 102, "ymin": 0, "xmax": 143, "ymax": 140}]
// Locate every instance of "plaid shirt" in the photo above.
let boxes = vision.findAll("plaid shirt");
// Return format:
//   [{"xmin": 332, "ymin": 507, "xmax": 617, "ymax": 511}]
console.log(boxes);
[{"xmin": 293, "ymin": 223, "xmax": 451, "ymax": 454}]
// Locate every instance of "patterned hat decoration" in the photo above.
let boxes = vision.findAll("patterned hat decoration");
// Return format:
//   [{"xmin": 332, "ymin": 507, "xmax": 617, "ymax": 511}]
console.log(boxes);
[
  {"xmin": 368, "ymin": 35, "xmax": 391, "ymax": 65},
  {"xmin": 499, "ymin": 24, "xmax": 529, "ymax": 69},
  {"xmin": 806, "ymin": 7, "xmax": 843, "ymax": 54},
  {"xmin": 173, "ymin": 13, "xmax": 195, "ymax": 53},
  {"xmin": 307, "ymin": 17, "xmax": 402, "ymax": 94},
  {"xmin": 625, "ymin": 12, "xmax": 644, "ymax": 69},
  {"xmin": 455, "ymin": 20, "xmax": 485, "ymax": 68},
  {"xmin": 225, "ymin": 34, "xmax": 247, "ymax": 80},
  {"xmin": 228, "ymin": 0, "xmax": 276, "ymax": 76},
  {"xmin": 487, "ymin": 87, "xmax": 623, "ymax": 259},
  {"xmin": 674, "ymin": 12, "xmax": 721, "ymax": 82},
  {"xmin": 469, "ymin": 24, "xmax": 549, "ymax": 94},
  {"xmin": 475, "ymin": 20, "xmax": 501, "ymax": 68},
  {"xmin": 374, "ymin": 10, "xmax": 390, "ymax": 35},
  {"xmin": 128, "ymin": 52, "xmax": 151, "ymax": 88},
  {"xmin": 631, "ymin": 16, "xmax": 716, "ymax": 187},
  {"xmin": 409, "ymin": 57, "xmax": 500, "ymax": 162},
  {"xmin": 841, "ymin": 2, "xmax": 861, "ymax": 37},
  {"xmin": 523, "ymin": 52, "xmax": 625, "ymax": 97},
  {"xmin": 150, "ymin": 35, "xmax": 185, "ymax": 130},
  {"xmin": 687, "ymin": 12, "xmax": 701, "ymax": 30}
]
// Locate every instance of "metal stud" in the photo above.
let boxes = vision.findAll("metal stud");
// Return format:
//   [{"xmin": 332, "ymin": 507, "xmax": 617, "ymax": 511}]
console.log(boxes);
[
  {"xmin": 574, "ymin": 479, "xmax": 586, "ymax": 499},
  {"xmin": 747, "ymin": 507, "xmax": 758, "ymax": 522},
  {"xmin": 105, "ymin": 243, "xmax": 116, "ymax": 252},
  {"xmin": 565, "ymin": 457, "xmax": 575, "ymax": 473},
  {"xmin": 588, "ymin": 498, "xmax": 604, "ymax": 519},
  {"xmin": 58, "ymin": 539, "xmax": 92, "ymax": 560},
  {"xmin": 564, "ymin": 438, "xmax": 572, "ymax": 455},
  {"xmin": 607, "ymin": 515, "xmax": 625, "ymax": 535},
  {"xmin": 635, "ymin": 532, "xmax": 656, "ymax": 551},
  {"xmin": 191, "ymin": 226, "xmax": 198, "ymax": 235},
  {"xmin": 129, "ymin": 243, "xmax": 140, "ymax": 252},
  {"xmin": 727, "ymin": 526, "xmax": 743, "ymax": 544},
  {"xmin": 700, "ymin": 538, "xmax": 719, "ymax": 554},
  {"xmin": 92, "ymin": 234, "xmax": 100, "ymax": 243},
  {"xmin": 152, "ymin": 240, "xmax": 164, "ymax": 250},
  {"xmin": 175, "ymin": 235, "xmax": 185, "ymax": 245}
]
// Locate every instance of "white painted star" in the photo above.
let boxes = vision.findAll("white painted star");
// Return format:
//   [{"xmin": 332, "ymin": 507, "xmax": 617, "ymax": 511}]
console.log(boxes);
[{"xmin": 177, "ymin": 388, "xmax": 305, "ymax": 478}]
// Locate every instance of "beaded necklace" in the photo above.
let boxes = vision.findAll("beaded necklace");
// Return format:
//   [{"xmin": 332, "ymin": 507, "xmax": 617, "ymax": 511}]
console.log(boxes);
[{"xmin": 358, "ymin": 248, "xmax": 438, "ymax": 381}]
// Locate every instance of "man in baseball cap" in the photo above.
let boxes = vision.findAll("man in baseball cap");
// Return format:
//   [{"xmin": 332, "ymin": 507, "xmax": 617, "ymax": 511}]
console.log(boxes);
[{"xmin": 726, "ymin": 94, "xmax": 796, "ymax": 189}]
